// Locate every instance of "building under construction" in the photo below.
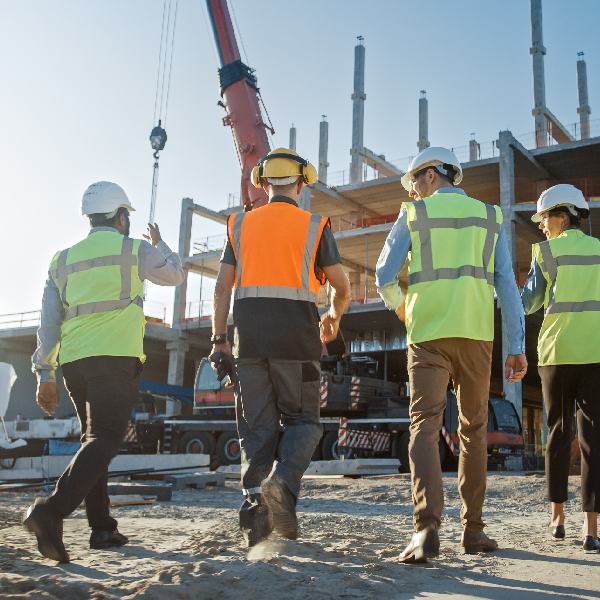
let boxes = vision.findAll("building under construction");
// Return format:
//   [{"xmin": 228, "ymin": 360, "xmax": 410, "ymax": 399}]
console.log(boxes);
[{"xmin": 1, "ymin": 0, "xmax": 598, "ymax": 460}]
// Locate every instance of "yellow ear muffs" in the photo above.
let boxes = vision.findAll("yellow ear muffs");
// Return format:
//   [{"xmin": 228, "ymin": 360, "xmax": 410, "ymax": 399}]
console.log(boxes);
[
  {"xmin": 302, "ymin": 161, "xmax": 318, "ymax": 185},
  {"xmin": 250, "ymin": 164, "xmax": 262, "ymax": 188}
]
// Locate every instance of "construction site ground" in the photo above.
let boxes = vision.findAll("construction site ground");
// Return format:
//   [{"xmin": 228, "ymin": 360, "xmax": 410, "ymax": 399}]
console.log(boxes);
[{"xmin": 0, "ymin": 473, "xmax": 598, "ymax": 599}]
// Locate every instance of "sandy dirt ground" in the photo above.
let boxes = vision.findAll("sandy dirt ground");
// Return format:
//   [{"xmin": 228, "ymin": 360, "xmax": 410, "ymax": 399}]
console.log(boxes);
[{"xmin": 0, "ymin": 473, "xmax": 599, "ymax": 599}]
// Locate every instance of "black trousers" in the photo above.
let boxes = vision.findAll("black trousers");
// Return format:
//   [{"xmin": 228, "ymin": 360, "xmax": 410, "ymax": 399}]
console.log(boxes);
[
  {"xmin": 540, "ymin": 363, "xmax": 600, "ymax": 512},
  {"xmin": 44, "ymin": 356, "xmax": 141, "ymax": 531}
]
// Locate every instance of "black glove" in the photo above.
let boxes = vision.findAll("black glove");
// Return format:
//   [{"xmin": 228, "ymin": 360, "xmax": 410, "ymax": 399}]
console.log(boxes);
[{"xmin": 209, "ymin": 351, "xmax": 233, "ymax": 381}]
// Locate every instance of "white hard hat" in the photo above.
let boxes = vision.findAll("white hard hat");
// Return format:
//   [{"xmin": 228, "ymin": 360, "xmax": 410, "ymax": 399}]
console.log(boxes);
[
  {"xmin": 401, "ymin": 146, "xmax": 463, "ymax": 191},
  {"xmin": 531, "ymin": 184, "xmax": 589, "ymax": 223},
  {"xmin": 81, "ymin": 181, "xmax": 135, "ymax": 217}
]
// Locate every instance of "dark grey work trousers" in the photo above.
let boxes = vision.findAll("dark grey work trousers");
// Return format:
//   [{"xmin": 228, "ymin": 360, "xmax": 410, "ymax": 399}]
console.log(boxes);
[
  {"xmin": 44, "ymin": 356, "xmax": 141, "ymax": 531},
  {"xmin": 540, "ymin": 363, "xmax": 600, "ymax": 512},
  {"xmin": 234, "ymin": 358, "xmax": 323, "ymax": 499}
]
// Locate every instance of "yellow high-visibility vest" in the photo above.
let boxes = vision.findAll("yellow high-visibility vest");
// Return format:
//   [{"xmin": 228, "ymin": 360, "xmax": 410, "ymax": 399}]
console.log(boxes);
[
  {"xmin": 50, "ymin": 230, "xmax": 145, "ymax": 365},
  {"xmin": 404, "ymin": 192, "xmax": 502, "ymax": 344},
  {"xmin": 533, "ymin": 229, "xmax": 600, "ymax": 365}
]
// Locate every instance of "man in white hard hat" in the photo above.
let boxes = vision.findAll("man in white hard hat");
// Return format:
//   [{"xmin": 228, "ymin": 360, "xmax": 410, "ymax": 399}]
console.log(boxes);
[
  {"xmin": 522, "ymin": 184, "xmax": 600, "ymax": 553},
  {"xmin": 25, "ymin": 181, "xmax": 184, "ymax": 563},
  {"xmin": 376, "ymin": 147, "xmax": 527, "ymax": 563}
]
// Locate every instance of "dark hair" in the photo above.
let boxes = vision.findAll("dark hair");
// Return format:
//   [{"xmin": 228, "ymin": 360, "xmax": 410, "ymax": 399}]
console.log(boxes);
[
  {"xmin": 89, "ymin": 206, "xmax": 128, "ymax": 228},
  {"xmin": 413, "ymin": 165, "xmax": 453, "ymax": 185},
  {"xmin": 548, "ymin": 206, "xmax": 581, "ymax": 228}
]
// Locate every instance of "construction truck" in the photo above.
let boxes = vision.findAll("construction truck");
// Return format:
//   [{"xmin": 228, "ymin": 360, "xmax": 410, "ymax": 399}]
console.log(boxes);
[{"xmin": 134, "ymin": 352, "xmax": 524, "ymax": 472}]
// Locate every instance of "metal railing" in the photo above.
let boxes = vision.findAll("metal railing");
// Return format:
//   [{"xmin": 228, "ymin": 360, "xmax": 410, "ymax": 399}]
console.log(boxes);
[
  {"xmin": 192, "ymin": 234, "xmax": 227, "ymax": 255},
  {"xmin": 327, "ymin": 118, "xmax": 600, "ymax": 188},
  {"xmin": 0, "ymin": 310, "xmax": 41, "ymax": 329}
]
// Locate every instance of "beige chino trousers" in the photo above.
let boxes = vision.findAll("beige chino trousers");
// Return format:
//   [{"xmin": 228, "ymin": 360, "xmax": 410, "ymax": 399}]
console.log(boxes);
[{"xmin": 407, "ymin": 338, "xmax": 493, "ymax": 533}]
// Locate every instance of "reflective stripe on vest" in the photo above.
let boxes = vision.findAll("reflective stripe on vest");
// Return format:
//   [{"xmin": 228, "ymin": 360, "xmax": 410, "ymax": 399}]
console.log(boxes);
[
  {"xmin": 231, "ymin": 209, "xmax": 325, "ymax": 304},
  {"xmin": 409, "ymin": 201, "xmax": 499, "ymax": 286}
]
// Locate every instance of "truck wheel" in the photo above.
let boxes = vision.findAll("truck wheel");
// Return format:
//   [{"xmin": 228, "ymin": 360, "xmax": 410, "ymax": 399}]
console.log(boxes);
[
  {"xmin": 321, "ymin": 431, "xmax": 354, "ymax": 460},
  {"xmin": 216, "ymin": 431, "xmax": 241, "ymax": 465},
  {"xmin": 398, "ymin": 432, "xmax": 410, "ymax": 472},
  {"xmin": 177, "ymin": 432, "xmax": 215, "ymax": 456}
]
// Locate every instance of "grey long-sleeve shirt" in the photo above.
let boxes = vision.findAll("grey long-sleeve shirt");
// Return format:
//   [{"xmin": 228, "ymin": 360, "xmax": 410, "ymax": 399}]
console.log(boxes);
[{"xmin": 32, "ymin": 227, "xmax": 185, "ymax": 383}]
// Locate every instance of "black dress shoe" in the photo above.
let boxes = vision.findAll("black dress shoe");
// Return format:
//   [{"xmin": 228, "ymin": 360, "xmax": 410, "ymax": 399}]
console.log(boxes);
[
  {"xmin": 262, "ymin": 477, "xmax": 298, "ymax": 541},
  {"xmin": 582, "ymin": 535, "xmax": 600, "ymax": 553},
  {"xmin": 23, "ymin": 499, "xmax": 70, "ymax": 563},
  {"xmin": 399, "ymin": 526, "xmax": 440, "ymax": 564},
  {"xmin": 551, "ymin": 524, "xmax": 565, "ymax": 539},
  {"xmin": 90, "ymin": 529, "xmax": 129, "ymax": 549}
]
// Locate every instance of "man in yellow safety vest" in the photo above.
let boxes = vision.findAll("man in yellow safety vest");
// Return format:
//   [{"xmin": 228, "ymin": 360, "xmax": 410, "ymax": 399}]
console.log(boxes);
[
  {"xmin": 25, "ymin": 181, "xmax": 184, "ymax": 563},
  {"xmin": 376, "ymin": 147, "xmax": 527, "ymax": 563}
]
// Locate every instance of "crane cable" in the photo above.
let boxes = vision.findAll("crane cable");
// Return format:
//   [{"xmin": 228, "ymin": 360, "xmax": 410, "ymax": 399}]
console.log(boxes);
[{"xmin": 149, "ymin": 0, "xmax": 179, "ymax": 225}]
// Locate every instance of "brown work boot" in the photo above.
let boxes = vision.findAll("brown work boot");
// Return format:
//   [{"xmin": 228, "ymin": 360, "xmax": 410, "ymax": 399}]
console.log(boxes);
[
  {"xmin": 262, "ymin": 476, "xmax": 298, "ymax": 540},
  {"xmin": 461, "ymin": 529, "xmax": 498, "ymax": 554},
  {"xmin": 399, "ymin": 526, "xmax": 440, "ymax": 564}
]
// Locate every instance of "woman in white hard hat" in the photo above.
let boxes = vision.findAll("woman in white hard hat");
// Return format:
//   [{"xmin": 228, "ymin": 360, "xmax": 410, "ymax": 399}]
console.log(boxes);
[{"xmin": 522, "ymin": 183, "xmax": 600, "ymax": 553}]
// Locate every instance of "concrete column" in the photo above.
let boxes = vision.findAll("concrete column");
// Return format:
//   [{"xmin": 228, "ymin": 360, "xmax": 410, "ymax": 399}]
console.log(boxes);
[
  {"xmin": 318, "ymin": 115, "xmax": 329, "ymax": 184},
  {"xmin": 349, "ymin": 36, "xmax": 366, "ymax": 184},
  {"xmin": 167, "ymin": 338, "xmax": 190, "ymax": 386},
  {"xmin": 289, "ymin": 124, "xmax": 297, "ymax": 150},
  {"xmin": 469, "ymin": 134, "xmax": 480, "ymax": 162},
  {"xmin": 530, "ymin": 0, "xmax": 547, "ymax": 147},
  {"xmin": 498, "ymin": 130, "xmax": 523, "ymax": 424},
  {"xmin": 299, "ymin": 187, "xmax": 312, "ymax": 211},
  {"xmin": 577, "ymin": 52, "xmax": 591, "ymax": 140},
  {"xmin": 418, "ymin": 90, "xmax": 430, "ymax": 152},
  {"xmin": 172, "ymin": 197, "xmax": 194, "ymax": 326},
  {"xmin": 348, "ymin": 271, "xmax": 361, "ymax": 302}
]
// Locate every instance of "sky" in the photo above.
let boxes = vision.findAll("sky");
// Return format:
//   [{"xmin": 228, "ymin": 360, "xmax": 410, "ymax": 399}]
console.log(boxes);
[{"xmin": 1, "ymin": 0, "xmax": 599, "ymax": 322}]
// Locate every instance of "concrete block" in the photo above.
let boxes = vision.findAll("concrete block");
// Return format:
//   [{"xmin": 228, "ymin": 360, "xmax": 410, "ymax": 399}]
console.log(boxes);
[
  {"xmin": 165, "ymin": 471, "xmax": 225, "ymax": 490},
  {"xmin": 107, "ymin": 482, "xmax": 173, "ymax": 501}
]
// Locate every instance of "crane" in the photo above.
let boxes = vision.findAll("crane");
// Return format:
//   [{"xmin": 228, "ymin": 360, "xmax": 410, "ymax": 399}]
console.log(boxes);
[{"xmin": 206, "ymin": 0, "xmax": 273, "ymax": 210}]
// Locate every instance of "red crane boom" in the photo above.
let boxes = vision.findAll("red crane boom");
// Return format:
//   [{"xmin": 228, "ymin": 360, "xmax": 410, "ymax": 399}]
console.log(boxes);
[{"xmin": 206, "ymin": 0, "xmax": 271, "ymax": 210}]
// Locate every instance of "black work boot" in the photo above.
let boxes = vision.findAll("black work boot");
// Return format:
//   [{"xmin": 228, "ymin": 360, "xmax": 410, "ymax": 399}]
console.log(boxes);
[
  {"xmin": 262, "ymin": 476, "xmax": 298, "ymax": 540},
  {"xmin": 23, "ymin": 498, "xmax": 70, "ymax": 563},
  {"xmin": 90, "ymin": 529, "xmax": 129, "ymax": 549},
  {"xmin": 239, "ymin": 494, "xmax": 273, "ymax": 548}
]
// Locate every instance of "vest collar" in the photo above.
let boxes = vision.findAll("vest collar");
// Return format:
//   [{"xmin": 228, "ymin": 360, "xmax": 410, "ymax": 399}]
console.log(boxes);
[
  {"xmin": 89, "ymin": 226, "xmax": 120, "ymax": 235},
  {"xmin": 433, "ymin": 187, "xmax": 466, "ymax": 196},
  {"xmin": 269, "ymin": 195, "xmax": 299, "ymax": 207},
  {"xmin": 555, "ymin": 228, "xmax": 584, "ymax": 240}
]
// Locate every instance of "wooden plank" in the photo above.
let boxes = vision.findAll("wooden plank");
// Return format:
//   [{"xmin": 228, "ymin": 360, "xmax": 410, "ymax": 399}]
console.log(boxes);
[
  {"xmin": 165, "ymin": 471, "xmax": 225, "ymax": 490},
  {"xmin": 109, "ymin": 495, "xmax": 155, "ymax": 507},
  {"xmin": 107, "ymin": 482, "xmax": 173, "ymax": 501}
]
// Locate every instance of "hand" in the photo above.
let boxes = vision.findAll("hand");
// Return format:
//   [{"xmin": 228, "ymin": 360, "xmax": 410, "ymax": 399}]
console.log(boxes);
[
  {"xmin": 211, "ymin": 341, "xmax": 232, "ymax": 357},
  {"xmin": 209, "ymin": 346, "xmax": 234, "ymax": 381},
  {"xmin": 505, "ymin": 354, "xmax": 528, "ymax": 383},
  {"xmin": 143, "ymin": 223, "xmax": 162, "ymax": 246},
  {"xmin": 37, "ymin": 382, "xmax": 59, "ymax": 417},
  {"xmin": 320, "ymin": 313, "xmax": 340, "ymax": 343}
]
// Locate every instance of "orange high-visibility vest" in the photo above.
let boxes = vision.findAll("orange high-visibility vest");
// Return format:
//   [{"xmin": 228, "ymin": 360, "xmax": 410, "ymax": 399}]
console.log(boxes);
[{"xmin": 227, "ymin": 201, "xmax": 329, "ymax": 303}]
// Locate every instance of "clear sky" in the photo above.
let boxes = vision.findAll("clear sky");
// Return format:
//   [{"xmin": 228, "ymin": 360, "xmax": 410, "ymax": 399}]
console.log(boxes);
[{"xmin": 2, "ymin": 0, "xmax": 599, "ymax": 321}]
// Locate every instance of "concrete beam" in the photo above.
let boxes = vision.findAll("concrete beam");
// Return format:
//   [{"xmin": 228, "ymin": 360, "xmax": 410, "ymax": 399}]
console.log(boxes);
[
  {"xmin": 543, "ymin": 107, "xmax": 575, "ymax": 145},
  {"xmin": 513, "ymin": 200, "xmax": 600, "ymax": 212},
  {"xmin": 340, "ymin": 258, "xmax": 375, "ymax": 277},
  {"xmin": 312, "ymin": 181, "xmax": 380, "ymax": 216},
  {"xmin": 191, "ymin": 202, "xmax": 228, "ymax": 225},
  {"xmin": 185, "ymin": 250, "xmax": 221, "ymax": 277},
  {"xmin": 504, "ymin": 132, "xmax": 554, "ymax": 180},
  {"xmin": 334, "ymin": 222, "xmax": 393, "ymax": 240},
  {"xmin": 359, "ymin": 146, "xmax": 404, "ymax": 177}
]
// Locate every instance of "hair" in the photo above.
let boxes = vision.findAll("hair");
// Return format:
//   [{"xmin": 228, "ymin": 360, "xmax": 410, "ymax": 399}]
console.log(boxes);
[
  {"xmin": 549, "ymin": 206, "xmax": 581, "ymax": 228},
  {"xmin": 89, "ymin": 206, "xmax": 128, "ymax": 228}
]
